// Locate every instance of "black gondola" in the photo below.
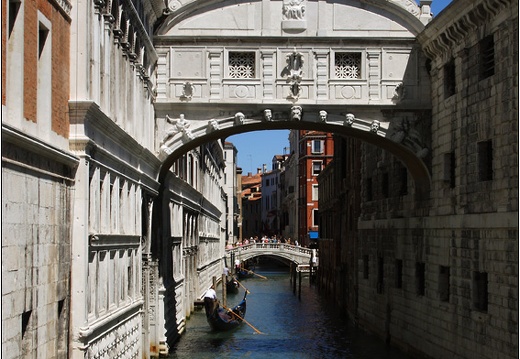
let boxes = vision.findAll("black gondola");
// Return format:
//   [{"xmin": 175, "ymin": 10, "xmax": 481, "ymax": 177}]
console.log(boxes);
[
  {"xmin": 226, "ymin": 277, "xmax": 239, "ymax": 294},
  {"xmin": 204, "ymin": 292, "xmax": 247, "ymax": 331},
  {"xmin": 237, "ymin": 268, "xmax": 254, "ymax": 279}
]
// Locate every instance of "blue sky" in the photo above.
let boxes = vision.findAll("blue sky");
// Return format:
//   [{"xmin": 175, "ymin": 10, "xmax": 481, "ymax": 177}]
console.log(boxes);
[{"xmin": 228, "ymin": 0, "xmax": 452, "ymax": 173}]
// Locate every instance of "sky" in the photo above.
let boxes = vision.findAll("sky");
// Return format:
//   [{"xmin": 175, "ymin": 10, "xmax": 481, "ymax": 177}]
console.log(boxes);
[{"xmin": 227, "ymin": 0, "xmax": 452, "ymax": 172}]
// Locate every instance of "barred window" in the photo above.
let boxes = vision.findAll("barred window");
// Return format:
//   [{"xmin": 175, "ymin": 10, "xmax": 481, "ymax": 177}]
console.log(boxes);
[
  {"xmin": 478, "ymin": 140, "xmax": 493, "ymax": 181},
  {"xmin": 229, "ymin": 52, "xmax": 255, "ymax": 78},
  {"xmin": 480, "ymin": 35, "xmax": 494, "ymax": 80},
  {"xmin": 444, "ymin": 59, "xmax": 456, "ymax": 98},
  {"xmin": 335, "ymin": 52, "xmax": 361, "ymax": 79}
]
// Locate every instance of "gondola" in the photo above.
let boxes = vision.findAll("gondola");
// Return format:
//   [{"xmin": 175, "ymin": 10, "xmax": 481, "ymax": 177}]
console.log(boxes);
[
  {"xmin": 237, "ymin": 268, "xmax": 255, "ymax": 279},
  {"xmin": 204, "ymin": 292, "xmax": 247, "ymax": 331},
  {"xmin": 226, "ymin": 276, "xmax": 240, "ymax": 294}
]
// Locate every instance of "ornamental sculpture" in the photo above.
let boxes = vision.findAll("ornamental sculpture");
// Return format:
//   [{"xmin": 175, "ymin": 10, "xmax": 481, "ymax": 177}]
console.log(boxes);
[
  {"xmin": 264, "ymin": 109, "xmax": 273, "ymax": 122},
  {"xmin": 285, "ymin": 51, "xmax": 304, "ymax": 98},
  {"xmin": 208, "ymin": 119, "xmax": 220, "ymax": 131},
  {"xmin": 161, "ymin": 114, "xmax": 191, "ymax": 146},
  {"xmin": 389, "ymin": 117, "xmax": 429, "ymax": 158},
  {"xmin": 181, "ymin": 82, "xmax": 194, "ymax": 100},
  {"xmin": 370, "ymin": 120, "xmax": 381, "ymax": 133},
  {"xmin": 282, "ymin": 0, "xmax": 305, "ymax": 20},
  {"xmin": 234, "ymin": 112, "xmax": 245, "ymax": 125},
  {"xmin": 291, "ymin": 106, "xmax": 302, "ymax": 121},
  {"xmin": 344, "ymin": 113, "xmax": 355, "ymax": 126},
  {"xmin": 319, "ymin": 110, "xmax": 328, "ymax": 123}
]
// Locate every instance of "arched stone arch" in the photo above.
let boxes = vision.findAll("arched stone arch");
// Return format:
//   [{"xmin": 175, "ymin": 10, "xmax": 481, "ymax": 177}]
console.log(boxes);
[
  {"xmin": 236, "ymin": 252, "xmax": 307, "ymax": 266},
  {"xmin": 155, "ymin": 109, "xmax": 431, "ymax": 200}
]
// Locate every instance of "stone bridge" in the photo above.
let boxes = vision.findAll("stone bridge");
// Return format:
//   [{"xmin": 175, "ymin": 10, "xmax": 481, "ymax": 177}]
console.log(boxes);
[{"xmin": 225, "ymin": 243, "xmax": 318, "ymax": 269}]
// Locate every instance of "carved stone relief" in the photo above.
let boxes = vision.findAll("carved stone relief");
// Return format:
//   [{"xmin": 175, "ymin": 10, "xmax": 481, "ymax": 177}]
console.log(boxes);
[
  {"xmin": 282, "ymin": 0, "xmax": 307, "ymax": 31},
  {"xmin": 291, "ymin": 106, "xmax": 303, "ymax": 121},
  {"xmin": 161, "ymin": 114, "xmax": 192, "ymax": 147}
]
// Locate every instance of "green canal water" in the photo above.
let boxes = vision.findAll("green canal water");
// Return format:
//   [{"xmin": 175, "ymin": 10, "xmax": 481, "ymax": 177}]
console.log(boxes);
[{"xmin": 169, "ymin": 265, "xmax": 414, "ymax": 359}]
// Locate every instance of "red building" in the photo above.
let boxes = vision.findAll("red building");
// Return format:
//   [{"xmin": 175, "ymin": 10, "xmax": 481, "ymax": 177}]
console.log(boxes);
[
  {"xmin": 240, "ymin": 169, "xmax": 263, "ymax": 240},
  {"xmin": 297, "ymin": 130, "xmax": 334, "ymax": 246}
]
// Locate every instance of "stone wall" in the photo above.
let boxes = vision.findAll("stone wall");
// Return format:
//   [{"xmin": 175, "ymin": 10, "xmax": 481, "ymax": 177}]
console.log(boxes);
[{"xmin": 320, "ymin": 1, "xmax": 519, "ymax": 359}]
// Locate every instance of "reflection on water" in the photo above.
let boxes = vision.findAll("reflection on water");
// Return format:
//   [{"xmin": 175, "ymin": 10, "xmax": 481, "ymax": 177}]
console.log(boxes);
[{"xmin": 170, "ymin": 268, "xmax": 414, "ymax": 359}]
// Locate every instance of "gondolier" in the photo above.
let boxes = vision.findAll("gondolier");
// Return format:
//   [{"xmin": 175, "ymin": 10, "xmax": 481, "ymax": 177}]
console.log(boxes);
[{"xmin": 204, "ymin": 285, "xmax": 218, "ymax": 315}]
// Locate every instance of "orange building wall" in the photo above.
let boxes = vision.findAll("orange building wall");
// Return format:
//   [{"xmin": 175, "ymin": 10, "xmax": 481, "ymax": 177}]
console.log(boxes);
[
  {"xmin": 4, "ymin": 0, "xmax": 70, "ymax": 137},
  {"xmin": 2, "ymin": 0, "xmax": 6, "ymax": 106}
]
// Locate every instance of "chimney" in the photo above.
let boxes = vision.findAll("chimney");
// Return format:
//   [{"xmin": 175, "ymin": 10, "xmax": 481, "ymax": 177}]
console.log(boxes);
[
  {"xmin": 263, "ymin": 164, "xmax": 267, "ymax": 173},
  {"xmin": 257, "ymin": 167, "xmax": 262, "ymax": 174}
]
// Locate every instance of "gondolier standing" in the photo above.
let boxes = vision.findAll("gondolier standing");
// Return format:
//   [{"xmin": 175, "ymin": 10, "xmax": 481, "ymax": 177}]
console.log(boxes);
[{"xmin": 204, "ymin": 284, "xmax": 218, "ymax": 316}]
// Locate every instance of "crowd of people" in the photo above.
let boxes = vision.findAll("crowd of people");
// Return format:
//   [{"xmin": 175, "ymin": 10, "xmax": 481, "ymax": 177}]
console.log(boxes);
[{"xmin": 225, "ymin": 235, "xmax": 301, "ymax": 250}]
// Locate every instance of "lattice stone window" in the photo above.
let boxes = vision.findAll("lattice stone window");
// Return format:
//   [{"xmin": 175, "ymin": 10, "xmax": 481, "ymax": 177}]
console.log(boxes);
[
  {"xmin": 335, "ymin": 52, "xmax": 361, "ymax": 79},
  {"xmin": 229, "ymin": 52, "xmax": 255, "ymax": 78}
]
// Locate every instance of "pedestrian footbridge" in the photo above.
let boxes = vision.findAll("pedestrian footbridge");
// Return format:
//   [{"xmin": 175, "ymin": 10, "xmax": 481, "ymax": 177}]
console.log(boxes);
[{"xmin": 225, "ymin": 243, "xmax": 318, "ymax": 269}]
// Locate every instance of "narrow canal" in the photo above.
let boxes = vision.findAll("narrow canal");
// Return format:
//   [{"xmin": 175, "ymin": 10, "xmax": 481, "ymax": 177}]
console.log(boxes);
[{"xmin": 170, "ymin": 263, "xmax": 414, "ymax": 359}]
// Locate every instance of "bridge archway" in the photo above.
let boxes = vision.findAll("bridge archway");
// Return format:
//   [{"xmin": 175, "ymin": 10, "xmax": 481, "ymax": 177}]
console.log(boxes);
[{"xmin": 156, "ymin": 110, "xmax": 431, "ymax": 199}]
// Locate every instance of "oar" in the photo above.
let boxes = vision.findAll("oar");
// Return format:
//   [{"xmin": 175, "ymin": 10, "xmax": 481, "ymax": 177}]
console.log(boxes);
[
  {"xmin": 219, "ymin": 302, "xmax": 264, "ymax": 335},
  {"xmin": 243, "ymin": 268, "xmax": 268, "ymax": 280},
  {"xmin": 234, "ymin": 278, "xmax": 251, "ymax": 294}
]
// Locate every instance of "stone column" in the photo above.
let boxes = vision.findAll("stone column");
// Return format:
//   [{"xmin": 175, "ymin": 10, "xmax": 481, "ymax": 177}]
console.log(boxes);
[
  {"xmin": 315, "ymin": 50, "xmax": 329, "ymax": 101},
  {"xmin": 208, "ymin": 50, "xmax": 223, "ymax": 101},
  {"xmin": 261, "ymin": 50, "xmax": 275, "ymax": 100},
  {"xmin": 367, "ymin": 50, "xmax": 381, "ymax": 102},
  {"xmin": 70, "ymin": 155, "xmax": 90, "ymax": 358}
]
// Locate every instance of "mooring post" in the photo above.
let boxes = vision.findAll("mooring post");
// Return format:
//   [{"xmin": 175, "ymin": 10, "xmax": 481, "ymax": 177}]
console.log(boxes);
[
  {"xmin": 298, "ymin": 270, "xmax": 302, "ymax": 300},
  {"xmin": 293, "ymin": 266, "xmax": 297, "ymax": 294},
  {"xmin": 222, "ymin": 274, "xmax": 227, "ymax": 307},
  {"xmin": 309, "ymin": 256, "xmax": 313, "ymax": 286}
]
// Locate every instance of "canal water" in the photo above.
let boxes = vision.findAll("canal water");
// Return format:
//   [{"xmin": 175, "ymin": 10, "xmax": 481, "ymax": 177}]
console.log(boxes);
[{"xmin": 169, "ymin": 265, "xmax": 414, "ymax": 359}]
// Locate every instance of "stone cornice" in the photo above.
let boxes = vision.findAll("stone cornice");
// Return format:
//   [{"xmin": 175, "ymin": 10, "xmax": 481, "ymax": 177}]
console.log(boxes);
[
  {"xmin": 418, "ymin": 0, "xmax": 513, "ymax": 59},
  {"xmin": 2, "ymin": 123, "xmax": 79, "ymax": 168},
  {"xmin": 69, "ymin": 101, "xmax": 161, "ymax": 193},
  {"xmin": 50, "ymin": 0, "xmax": 72, "ymax": 19}
]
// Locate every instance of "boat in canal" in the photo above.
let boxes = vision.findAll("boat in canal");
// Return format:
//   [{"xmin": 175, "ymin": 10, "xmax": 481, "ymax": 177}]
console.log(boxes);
[
  {"xmin": 226, "ymin": 276, "xmax": 240, "ymax": 294},
  {"xmin": 204, "ymin": 292, "xmax": 247, "ymax": 331},
  {"xmin": 237, "ymin": 268, "xmax": 255, "ymax": 279}
]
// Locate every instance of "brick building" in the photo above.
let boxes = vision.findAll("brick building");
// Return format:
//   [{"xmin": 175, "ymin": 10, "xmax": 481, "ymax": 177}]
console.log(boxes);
[
  {"xmin": 2, "ymin": 0, "xmax": 75, "ymax": 357},
  {"xmin": 297, "ymin": 130, "xmax": 334, "ymax": 246}
]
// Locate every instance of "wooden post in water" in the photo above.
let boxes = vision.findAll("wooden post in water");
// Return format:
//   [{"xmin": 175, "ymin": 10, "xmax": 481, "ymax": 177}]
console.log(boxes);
[
  {"xmin": 309, "ymin": 257, "xmax": 313, "ymax": 286},
  {"xmin": 298, "ymin": 269, "xmax": 302, "ymax": 300},
  {"xmin": 222, "ymin": 274, "xmax": 227, "ymax": 307},
  {"xmin": 293, "ymin": 265, "xmax": 297, "ymax": 295}
]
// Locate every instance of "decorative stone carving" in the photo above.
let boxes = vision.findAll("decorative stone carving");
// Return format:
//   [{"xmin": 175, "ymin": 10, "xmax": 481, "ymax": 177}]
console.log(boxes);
[
  {"xmin": 161, "ymin": 114, "xmax": 191, "ymax": 146},
  {"xmin": 208, "ymin": 119, "xmax": 220, "ymax": 131},
  {"xmin": 393, "ymin": 82, "xmax": 406, "ymax": 102},
  {"xmin": 283, "ymin": 0, "xmax": 305, "ymax": 20},
  {"xmin": 291, "ymin": 106, "xmax": 302, "ymax": 121},
  {"xmin": 389, "ymin": 117, "xmax": 429, "ymax": 158},
  {"xmin": 264, "ymin": 109, "xmax": 273, "ymax": 121},
  {"xmin": 282, "ymin": 0, "xmax": 307, "ymax": 31},
  {"xmin": 370, "ymin": 120, "xmax": 381, "ymax": 133},
  {"xmin": 285, "ymin": 51, "xmax": 304, "ymax": 98},
  {"xmin": 234, "ymin": 112, "xmax": 245, "ymax": 125},
  {"xmin": 181, "ymin": 82, "xmax": 193, "ymax": 100},
  {"xmin": 344, "ymin": 113, "xmax": 355, "ymax": 126},
  {"xmin": 319, "ymin": 110, "xmax": 328, "ymax": 123}
]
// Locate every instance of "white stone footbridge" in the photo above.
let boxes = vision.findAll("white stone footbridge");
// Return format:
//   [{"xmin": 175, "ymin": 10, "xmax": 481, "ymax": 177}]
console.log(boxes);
[{"xmin": 225, "ymin": 243, "xmax": 318, "ymax": 272}]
